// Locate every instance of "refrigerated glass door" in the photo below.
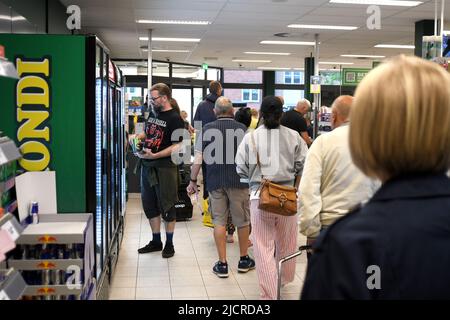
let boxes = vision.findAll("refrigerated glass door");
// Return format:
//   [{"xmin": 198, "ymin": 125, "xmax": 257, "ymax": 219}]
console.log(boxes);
[
  {"xmin": 102, "ymin": 50, "xmax": 109, "ymax": 266},
  {"xmin": 109, "ymin": 85, "xmax": 115, "ymax": 239},
  {"xmin": 110, "ymin": 84, "xmax": 121, "ymax": 235},
  {"xmin": 114, "ymin": 87, "xmax": 122, "ymax": 226},
  {"xmin": 95, "ymin": 45, "xmax": 103, "ymax": 279}
]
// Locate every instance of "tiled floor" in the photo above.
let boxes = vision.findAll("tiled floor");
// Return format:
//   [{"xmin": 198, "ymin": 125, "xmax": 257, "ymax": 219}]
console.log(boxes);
[{"xmin": 109, "ymin": 195, "xmax": 308, "ymax": 300}]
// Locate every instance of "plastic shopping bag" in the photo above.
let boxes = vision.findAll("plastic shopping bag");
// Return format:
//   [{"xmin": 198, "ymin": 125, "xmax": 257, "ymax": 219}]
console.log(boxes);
[{"xmin": 202, "ymin": 198, "xmax": 214, "ymax": 228}]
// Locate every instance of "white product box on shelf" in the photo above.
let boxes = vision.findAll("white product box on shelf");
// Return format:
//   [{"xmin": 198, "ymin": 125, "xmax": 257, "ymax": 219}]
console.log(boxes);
[{"xmin": 15, "ymin": 171, "xmax": 58, "ymax": 223}]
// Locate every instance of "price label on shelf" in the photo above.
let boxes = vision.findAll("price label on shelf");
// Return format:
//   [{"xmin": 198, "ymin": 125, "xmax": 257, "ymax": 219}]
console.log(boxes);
[
  {"xmin": 1, "ymin": 220, "xmax": 20, "ymax": 241},
  {"xmin": 0, "ymin": 290, "xmax": 10, "ymax": 300}
]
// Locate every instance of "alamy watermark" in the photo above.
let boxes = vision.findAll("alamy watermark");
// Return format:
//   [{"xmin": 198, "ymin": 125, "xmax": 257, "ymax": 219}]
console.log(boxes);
[
  {"xmin": 367, "ymin": 265, "xmax": 381, "ymax": 290},
  {"xmin": 169, "ymin": 121, "xmax": 283, "ymax": 175}
]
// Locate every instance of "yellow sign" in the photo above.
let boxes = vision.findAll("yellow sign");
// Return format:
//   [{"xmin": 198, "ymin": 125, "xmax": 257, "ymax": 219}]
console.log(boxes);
[
  {"xmin": 311, "ymin": 84, "xmax": 321, "ymax": 94},
  {"xmin": 16, "ymin": 57, "xmax": 52, "ymax": 172},
  {"xmin": 310, "ymin": 75, "xmax": 321, "ymax": 94}
]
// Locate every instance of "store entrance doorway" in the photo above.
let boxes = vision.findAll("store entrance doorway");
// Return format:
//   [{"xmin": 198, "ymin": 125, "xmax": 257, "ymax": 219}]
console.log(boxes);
[{"xmin": 172, "ymin": 85, "xmax": 206, "ymax": 126}]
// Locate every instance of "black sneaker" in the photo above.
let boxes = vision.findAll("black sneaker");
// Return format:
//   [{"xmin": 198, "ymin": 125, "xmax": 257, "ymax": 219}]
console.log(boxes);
[
  {"xmin": 238, "ymin": 255, "xmax": 256, "ymax": 273},
  {"xmin": 137, "ymin": 241, "xmax": 163, "ymax": 254},
  {"xmin": 162, "ymin": 243, "xmax": 175, "ymax": 258},
  {"xmin": 213, "ymin": 261, "xmax": 229, "ymax": 278}
]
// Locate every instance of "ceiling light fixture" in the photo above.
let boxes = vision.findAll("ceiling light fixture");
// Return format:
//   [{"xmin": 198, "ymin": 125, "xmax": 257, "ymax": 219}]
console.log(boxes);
[
  {"xmin": 375, "ymin": 44, "xmax": 415, "ymax": 49},
  {"xmin": 139, "ymin": 37, "xmax": 201, "ymax": 42},
  {"xmin": 340, "ymin": 54, "xmax": 385, "ymax": 58},
  {"xmin": 260, "ymin": 40, "xmax": 315, "ymax": 46},
  {"xmin": 0, "ymin": 15, "xmax": 26, "ymax": 21},
  {"xmin": 152, "ymin": 49, "xmax": 190, "ymax": 53},
  {"xmin": 329, "ymin": 0, "xmax": 422, "ymax": 7},
  {"xmin": 232, "ymin": 59, "xmax": 272, "ymax": 63},
  {"xmin": 319, "ymin": 61, "xmax": 354, "ymax": 65},
  {"xmin": 136, "ymin": 20, "xmax": 210, "ymax": 25},
  {"xmin": 244, "ymin": 51, "xmax": 291, "ymax": 56},
  {"xmin": 287, "ymin": 24, "xmax": 358, "ymax": 30},
  {"xmin": 141, "ymin": 49, "xmax": 190, "ymax": 53}
]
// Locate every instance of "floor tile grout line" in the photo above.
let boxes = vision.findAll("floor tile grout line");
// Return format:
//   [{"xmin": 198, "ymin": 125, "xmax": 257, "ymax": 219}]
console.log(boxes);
[
  {"xmin": 134, "ymin": 208, "xmax": 145, "ymax": 298},
  {"xmin": 184, "ymin": 215, "xmax": 210, "ymax": 299}
]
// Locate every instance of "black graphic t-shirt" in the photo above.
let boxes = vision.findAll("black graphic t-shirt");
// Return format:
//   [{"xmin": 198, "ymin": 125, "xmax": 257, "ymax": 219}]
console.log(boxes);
[{"xmin": 144, "ymin": 108, "xmax": 185, "ymax": 160}]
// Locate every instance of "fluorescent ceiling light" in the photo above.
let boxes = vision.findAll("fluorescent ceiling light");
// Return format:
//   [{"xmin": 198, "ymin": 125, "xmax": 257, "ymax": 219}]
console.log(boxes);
[
  {"xmin": 375, "ymin": 44, "xmax": 415, "ymax": 49},
  {"xmin": 232, "ymin": 59, "xmax": 272, "ymax": 63},
  {"xmin": 0, "ymin": 15, "xmax": 26, "ymax": 21},
  {"xmin": 340, "ymin": 54, "xmax": 385, "ymax": 58},
  {"xmin": 288, "ymin": 24, "xmax": 358, "ymax": 30},
  {"xmin": 329, "ymin": 0, "xmax": 422, "ymax": 6},
  {"xmin": 244, "ymin": 51, "xmax": 291, "ymax": 56},
  {"xmin": 136, "ymin": 20, "xmax": 210, "ymax": 25},
  {"xmin": 319, "ymin": 61, "xmax": 354, "ymax": 65},
  {"xmin": 139, "ymin": 37, "xmax": 201, "ymax": 42},
  {"xmin": 142, "ymin": 49, "xmax": 190, "ymax": 53},
  {"xmin": 258, "ymin": 67, "xmax": 291, "ymax": 70},
  {"xmin": 260, "ymin": 40, "xmax": 315, "ymax": 46}
]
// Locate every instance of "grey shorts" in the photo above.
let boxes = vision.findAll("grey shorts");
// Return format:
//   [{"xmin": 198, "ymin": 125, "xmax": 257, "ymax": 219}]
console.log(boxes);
[{"xmin": 208, "ymin": 188, "xmax": 250, "ymax": 228}]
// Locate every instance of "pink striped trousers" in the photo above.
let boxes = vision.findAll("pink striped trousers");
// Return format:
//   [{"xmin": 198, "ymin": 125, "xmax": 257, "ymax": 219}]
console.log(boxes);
[{"xmin": 250, "ymin": 199, "xmax": 298, "ymax": 300}]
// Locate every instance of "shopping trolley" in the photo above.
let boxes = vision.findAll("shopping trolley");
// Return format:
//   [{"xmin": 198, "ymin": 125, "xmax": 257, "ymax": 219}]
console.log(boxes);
[{"xmin": 277, "ymin": 245, "xmax": 312, "ymax": 300}]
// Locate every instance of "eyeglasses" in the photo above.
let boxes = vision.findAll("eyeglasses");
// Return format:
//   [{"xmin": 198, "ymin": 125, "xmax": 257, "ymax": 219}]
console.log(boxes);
[{"xmin": 150, "ymin": 95, "xmax": 164, "ymax": 102}]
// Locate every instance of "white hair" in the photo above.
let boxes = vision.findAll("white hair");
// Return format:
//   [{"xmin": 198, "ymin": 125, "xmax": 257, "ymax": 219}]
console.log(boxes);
[
  {"xmin": 214, "ymin": 97, "xmax": 234, "ymax": 115},
  {"xmin": 298, "ymin": 99, "xmax": 311, "ymax": 108}
]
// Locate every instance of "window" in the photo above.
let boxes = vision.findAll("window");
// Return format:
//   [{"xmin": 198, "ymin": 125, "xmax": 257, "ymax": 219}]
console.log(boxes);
[
  {"xmin": 242, "ymin": 89, "xmax": 260, "ymax": 102},
  {"xmin": 284, "ymin": 72, "xmax": 302, "ymax": 84},
  {"xmin": 224, "ymin": 70, "xmax": 263, "ymax": 84},
  {"xmin": 172, "ymin": 64, "xmax": 205, "ymax": 79},
  {"xmin": 319, "ymin": 71, "xmax": 341, "ymax": 85},
  {"xmin": 207, "ymin": 68, "xmax": 221, "ymax": 81},
  {"xmin": 275, "ymin": 89, "xmax": 304, "ymax": 111},
  {"xmin": 224, "ymin": 88, "xmax": 262, "ymax": 109},
  {"xmin": 276, "ymin": 71, "xmax": 304, "ymax": 85}
]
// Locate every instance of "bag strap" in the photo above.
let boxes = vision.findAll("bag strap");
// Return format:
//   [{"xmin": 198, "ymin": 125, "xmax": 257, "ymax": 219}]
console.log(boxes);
[
  {"xmin": 250, "ymin": 131, "xmax": 261, "ymax": 170},
  {"xmin": 250, "ymin": 132, "xmax": 265, "ymax": 185}
]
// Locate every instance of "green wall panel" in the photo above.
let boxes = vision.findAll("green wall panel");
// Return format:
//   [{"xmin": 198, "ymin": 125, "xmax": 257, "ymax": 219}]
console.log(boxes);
[{"xmin": 0, "ymin": 34, "xmax": 86, "ymax": 212}]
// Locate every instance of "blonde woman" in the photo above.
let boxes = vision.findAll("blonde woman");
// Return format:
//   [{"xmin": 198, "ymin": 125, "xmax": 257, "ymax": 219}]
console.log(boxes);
[{"xmin": 302, "ymin": 55, "xmax": 450, "ymax": 299}]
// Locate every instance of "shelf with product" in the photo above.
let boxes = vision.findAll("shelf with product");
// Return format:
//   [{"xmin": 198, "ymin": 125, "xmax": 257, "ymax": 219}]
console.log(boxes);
[
  {"xmin": 0, "ymin": 268, "xmax": 27, "ymax": 300},
  {"xmin": 7, "ymin": 213, "xmax": 96, "ymax": 300},
  {"xmin": 0, "ymin": 46, "xmax": 25, "ymax": 300},
  {"xmin": 317, "ymin": 106, "xmax": 333, "ymax": 136}
]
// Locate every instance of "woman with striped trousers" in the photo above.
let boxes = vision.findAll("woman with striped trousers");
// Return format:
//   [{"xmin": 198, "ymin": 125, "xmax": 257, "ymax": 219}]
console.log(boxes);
[{"xmin": 236, "ymin": 96, "xmax": 308, "ymax": 299}]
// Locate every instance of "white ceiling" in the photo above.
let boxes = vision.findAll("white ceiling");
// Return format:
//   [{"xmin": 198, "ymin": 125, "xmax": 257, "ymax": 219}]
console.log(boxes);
[{"xmin": 59, "ymin": 0, "xmax": 450, "ymax": 69}]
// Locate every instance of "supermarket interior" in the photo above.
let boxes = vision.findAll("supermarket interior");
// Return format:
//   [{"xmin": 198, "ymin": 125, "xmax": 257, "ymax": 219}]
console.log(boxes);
[{"xmin": 1, "ymin": 0, "xmax": 450, "ymax": 304}]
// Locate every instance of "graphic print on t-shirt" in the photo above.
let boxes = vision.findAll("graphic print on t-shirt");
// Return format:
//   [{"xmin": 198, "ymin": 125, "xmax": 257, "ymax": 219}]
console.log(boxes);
[{"xmin": 145, "ymin": 118, "xmax": 167, "ymax": 152}]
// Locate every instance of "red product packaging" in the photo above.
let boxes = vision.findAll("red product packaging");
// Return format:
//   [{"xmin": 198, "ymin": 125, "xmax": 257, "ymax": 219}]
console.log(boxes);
[{"xmin": 0, "ymin": 45, "xmax": 4, "ymax": 58}]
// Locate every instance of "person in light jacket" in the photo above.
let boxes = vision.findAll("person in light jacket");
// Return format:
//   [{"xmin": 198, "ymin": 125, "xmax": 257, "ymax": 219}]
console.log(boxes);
[
  {"xmin": 302, "ymin": 55, "xmax": 450, "ymax": 299},
  {"xmin": 299, "ymin": 95, "xmax": 380, "ymax": 254},
  {"xmin": 236, "ymin": 96, "xmax": 308, "ymax": 300}
]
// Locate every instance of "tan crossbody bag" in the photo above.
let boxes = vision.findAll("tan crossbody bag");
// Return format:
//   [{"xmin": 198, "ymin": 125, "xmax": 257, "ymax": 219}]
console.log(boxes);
[{"xmin": 250, "ymin": 132, "xmax": 297, "ymax": 216}]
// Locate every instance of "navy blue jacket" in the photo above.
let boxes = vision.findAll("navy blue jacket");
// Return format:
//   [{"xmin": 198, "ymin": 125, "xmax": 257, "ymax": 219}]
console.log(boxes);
[
  {"xmin": 193, "ymin": 93, "xmax": 219, "ymax": 128},
  {"xmin": 301, "ymin": 173, "xmax": 450, "ymax": 300}
]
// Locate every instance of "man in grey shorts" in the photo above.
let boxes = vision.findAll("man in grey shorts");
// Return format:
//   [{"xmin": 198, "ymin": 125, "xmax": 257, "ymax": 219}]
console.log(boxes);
[{"xmin": 187, "ymin": 97, "xmax": 255, "ymax": 278}]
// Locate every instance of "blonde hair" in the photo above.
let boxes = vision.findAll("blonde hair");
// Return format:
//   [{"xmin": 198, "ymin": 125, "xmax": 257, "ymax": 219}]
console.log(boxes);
[{"xmin": 350, "ymin": 55, "xmax": 450, "ymax": 180}]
